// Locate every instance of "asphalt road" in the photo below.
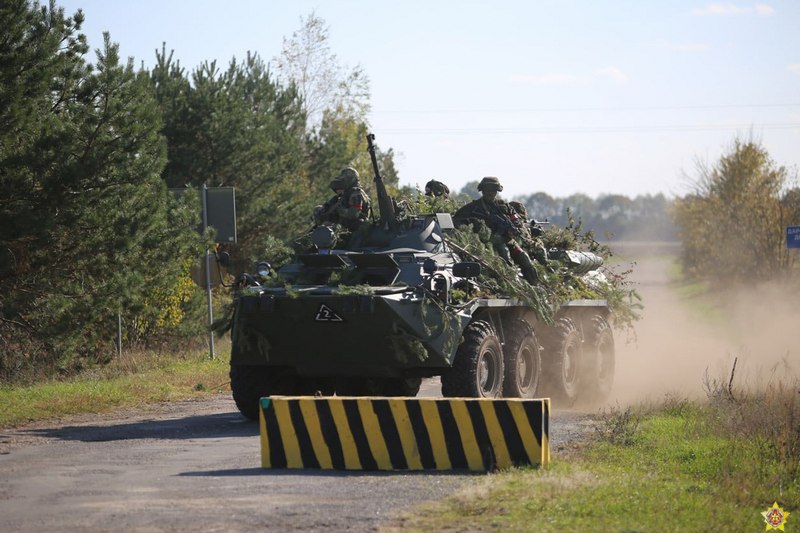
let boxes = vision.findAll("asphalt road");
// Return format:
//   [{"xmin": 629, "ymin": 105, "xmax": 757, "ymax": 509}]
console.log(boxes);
[
  {"xmin": 0, "ymin": 378, "xmax": 592, "ymax": 532},
  {"xmin": 1, "ymin": 253, "xmax": 671, "ymax": 532}
]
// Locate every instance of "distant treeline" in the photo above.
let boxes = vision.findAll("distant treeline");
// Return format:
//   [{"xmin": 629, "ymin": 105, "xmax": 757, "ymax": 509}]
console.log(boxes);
[
  {"xmin": 515, "ymin": 191, "xmax": 678, "ymax": 242},
  {"xmin": 452, "ymin": 183, "xmax": 678, "ymax": 242}
]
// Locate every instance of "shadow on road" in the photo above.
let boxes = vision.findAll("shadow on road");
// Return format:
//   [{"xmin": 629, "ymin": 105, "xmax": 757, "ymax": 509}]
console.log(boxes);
[{"xmin": 20, "ymin": 412, "xmax": 260, "ymax": 442}]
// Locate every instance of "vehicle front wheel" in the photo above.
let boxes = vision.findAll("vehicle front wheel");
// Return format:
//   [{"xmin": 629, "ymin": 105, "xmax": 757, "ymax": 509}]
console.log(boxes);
[
  {"xmin": 442, "ymin": 320, "xmax": 504, "ymax": 398},
  {"xmin": 230, "ymin": 365, "xmax": 295, "ymax": 421}
]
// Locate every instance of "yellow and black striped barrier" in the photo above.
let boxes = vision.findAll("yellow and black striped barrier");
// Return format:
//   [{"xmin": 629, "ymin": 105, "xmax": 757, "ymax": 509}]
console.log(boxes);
[{"xmin": 259, "ymin": 396, "xmax": 550, "ymax": 471}]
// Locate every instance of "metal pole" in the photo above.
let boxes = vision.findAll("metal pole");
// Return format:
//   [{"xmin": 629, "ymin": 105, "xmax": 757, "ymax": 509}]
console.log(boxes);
[
  {"xmin": 117, "ymin": 311, "xmax": 122, "ymax": 357},
  {"xmin": 202, "ymin": 184, "xmax": 216, "ymax": 359}
]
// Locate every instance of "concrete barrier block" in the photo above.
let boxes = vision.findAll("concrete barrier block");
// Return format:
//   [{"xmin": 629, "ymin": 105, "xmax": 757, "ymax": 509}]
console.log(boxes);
[{"xmin": 259, "ymin": 396, "xmax": 550, "ymax": 471}]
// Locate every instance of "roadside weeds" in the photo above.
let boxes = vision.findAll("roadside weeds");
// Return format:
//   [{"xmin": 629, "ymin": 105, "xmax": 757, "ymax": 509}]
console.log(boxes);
[{"xmin": 384, "ymin": 365, "xmax": 800, "ymax": 532}]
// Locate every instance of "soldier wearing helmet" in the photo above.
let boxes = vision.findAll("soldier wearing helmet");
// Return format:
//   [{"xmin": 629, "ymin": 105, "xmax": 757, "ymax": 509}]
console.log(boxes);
[
  {"xmin": 453, "ymin": 177, "xmax": 540, "ymax": 284},
  {"xmin": 424, "ymin": 179, "xmax": 450, "ymax": 198},
  {"xmin": 313, "ymin": 167, "xmax": 371, "ymax": 232},
  {"xmin": 453, "ymin": 177, "xmax": 507, "ymax": 226}
]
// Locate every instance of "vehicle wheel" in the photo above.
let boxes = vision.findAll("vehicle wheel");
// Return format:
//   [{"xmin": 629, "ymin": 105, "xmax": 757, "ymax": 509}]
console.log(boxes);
[
  {"xmin": 442, "ymin": 320, "xmax": 504, "ymax": 398},
  {"xmin": 541, "ymin": 317, "xmax": 583, "ymax": 405},
  {"xmin": 583, "ymin": 315, "xmax": 615, "ymax": 402},
  {"xmin": 503, "ymin": 319, "xmax": 541, "ymax": 398},
  {"xmin": 230, "ymin": 365, "xmax": 295, "ymax": 421}
]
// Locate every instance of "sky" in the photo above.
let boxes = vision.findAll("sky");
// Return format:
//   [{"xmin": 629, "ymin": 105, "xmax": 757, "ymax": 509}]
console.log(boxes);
[{"xmin": 56, "ymin": 0, "xmax": 800, "ymax": 200}]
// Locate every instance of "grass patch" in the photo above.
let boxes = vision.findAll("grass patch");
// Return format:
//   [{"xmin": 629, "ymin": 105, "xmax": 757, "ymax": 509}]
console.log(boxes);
[
  {"xmin": 0, "ymin": 342, "xmax": 231, "ymax": 428},
  {"xmin": 387, "ymin": 384, "xmax": 799, "ymax": 533}
]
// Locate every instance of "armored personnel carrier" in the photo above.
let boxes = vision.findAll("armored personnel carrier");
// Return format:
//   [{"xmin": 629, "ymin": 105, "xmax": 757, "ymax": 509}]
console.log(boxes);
[{"xmin": 227, "ymin": 135, "xmax": 614, "ymax": 420}]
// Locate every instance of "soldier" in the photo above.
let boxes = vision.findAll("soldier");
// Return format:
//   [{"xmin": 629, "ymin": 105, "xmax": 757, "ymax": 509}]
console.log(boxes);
[
  {"xmin": 508, "ymin": 201, "xmax": 527, "ymax": 223},
  {"xmin": 509, "ymin": 200, "xmax": 549, "ymax": 265},
  {"xmin": 453, "ymin": 177, "xmax": 539, "ymax": 284},
  {"xmin": 313, "ymin": 167, "xmax": 371, "ymax": 232},
  {"xmin": 424, "ymin": 179, "xmax": 450, "ymax": 198}
]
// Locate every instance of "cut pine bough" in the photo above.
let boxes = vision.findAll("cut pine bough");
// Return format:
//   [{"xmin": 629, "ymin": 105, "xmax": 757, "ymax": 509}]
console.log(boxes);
[{"xmin": 259, "ymin": 395, "xmax": 550, "ymax": 471}]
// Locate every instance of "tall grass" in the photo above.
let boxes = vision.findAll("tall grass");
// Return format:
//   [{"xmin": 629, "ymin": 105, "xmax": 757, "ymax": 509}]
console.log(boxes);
[
  {"xmin": 0, "ymin": 343, "xmax": 231, "ymax": 428},
  {"xmin": 701, "ymin": 357, "xmax": 800, "ymax": 504}
]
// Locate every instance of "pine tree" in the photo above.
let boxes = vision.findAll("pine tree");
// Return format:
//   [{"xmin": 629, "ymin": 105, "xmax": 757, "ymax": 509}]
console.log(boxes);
[
  {"xmin": 1, "ymin": 3, "xmax": 205, "ymax": 379},
  {"xmin": 1, "ymin": 0, "xmax": 90, "ymax": 376},
  {"xmin": 150, "ymin": 51, "xmax": 309, "ymax": 267}
]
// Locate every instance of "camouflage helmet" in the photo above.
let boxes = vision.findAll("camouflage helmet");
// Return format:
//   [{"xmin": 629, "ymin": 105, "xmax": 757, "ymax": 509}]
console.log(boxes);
[
  {"xmin": 424, "ymin": 179, "xmax": 450, "ymax": 197},
  {"xmin": 336, "ymin": 167, "xmax": 360, "ymax": 189},
  {"xmin": 477, "ymin": 176, "xmax": 503, "ymax": 192}
]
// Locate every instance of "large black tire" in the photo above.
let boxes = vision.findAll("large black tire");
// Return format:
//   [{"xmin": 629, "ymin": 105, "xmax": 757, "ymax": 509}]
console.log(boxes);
[
  {"xmin": 583, "ymin": 315, "xmax": 615, "ymax": 402},
  {"xmin": 230, "ymin": 365, "xmax": 296, "ymax": 421},
  {"xmin": 541, "ymin": 317, "xmax": 583, "ymax": 406},
  {"xmin": 502, "ymin": 319, "xmax": 542, "ymax": 398},
  {"xmin": 442, "ymin": 320, "xmax": 504, "ymax": 398}
]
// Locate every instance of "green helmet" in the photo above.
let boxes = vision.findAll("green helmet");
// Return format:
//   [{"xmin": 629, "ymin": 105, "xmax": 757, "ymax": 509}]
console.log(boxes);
[
  {"xmin": 477, "ymin": 176, "xmax": 503, "ymax": 192},
  {"xmin": 424, "ymin": 179, "xmax": 450, "ymax": 197},
  {"xmin": 335, "ymin": 167, "xmax": 360, "ymax": 189}
]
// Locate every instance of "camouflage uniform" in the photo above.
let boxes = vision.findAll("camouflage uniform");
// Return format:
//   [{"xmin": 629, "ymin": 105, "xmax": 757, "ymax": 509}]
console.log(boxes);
[
  {"xmin": 313, "ymin": 167, "xmax": 371, "ymax": 232},
  {"xmin": 508, "ymin": 201, "xmax": 548, "ymax": 265},
  {"xmin": 453, "ymin": 177, "xmax": 539, "ymax": 284}
]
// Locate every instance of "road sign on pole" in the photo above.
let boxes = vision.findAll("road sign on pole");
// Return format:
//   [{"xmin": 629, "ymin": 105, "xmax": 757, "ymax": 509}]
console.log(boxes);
[
  {"xmin": 205, "ymin": 187, "xmax": 237, "ymax": 244},
  {"xmin": 787, "ymin": 226, "xmax": 800, "ymax": 249},
  {"xmin": 201, "ymin": 185, "xmax": 216, "ymax": 359},
  {"xmin": 169, "ymin": 186, "xmax": 237, "ymax": 359}
]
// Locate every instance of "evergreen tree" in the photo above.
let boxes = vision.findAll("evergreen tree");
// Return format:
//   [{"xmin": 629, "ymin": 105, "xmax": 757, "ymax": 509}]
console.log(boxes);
[
  {"xmin": 148, "ymin": 44, "xmax": 193, "ymax": 188},
  {"xmin": 1, "ymin": 0, "xmax": 91, "ymax": 376},
  {"xmin": 1, "ymin": 2, "xmax": 204, "ymax": 379},
  {"xmin": 150, "ymin": 51, "xmax": 309, "ymax": 268}
]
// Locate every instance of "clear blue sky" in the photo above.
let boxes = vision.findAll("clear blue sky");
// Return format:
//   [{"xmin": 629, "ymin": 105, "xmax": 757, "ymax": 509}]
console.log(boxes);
[{"xmin": 57, "ymin": 0, "xmax": 800, "ymax": 199}]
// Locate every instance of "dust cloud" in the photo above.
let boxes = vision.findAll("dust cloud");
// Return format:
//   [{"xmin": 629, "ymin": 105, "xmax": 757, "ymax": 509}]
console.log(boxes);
[{"xmin": 606, "ymin": 249, "xmax": 800, "ymax": 408}]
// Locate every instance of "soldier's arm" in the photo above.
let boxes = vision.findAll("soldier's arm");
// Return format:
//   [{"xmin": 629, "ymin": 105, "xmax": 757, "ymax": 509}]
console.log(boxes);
[
  {"xmin": 317, "ymin": 196, "xmax": 341, "ymax": 222},
  {"xmin": 336, "ymin": 189, "xmax": 368, "ymax": 221},
  {"xmin": 453, "ymin": 202, "xmax": 485, "ymax": 227}
]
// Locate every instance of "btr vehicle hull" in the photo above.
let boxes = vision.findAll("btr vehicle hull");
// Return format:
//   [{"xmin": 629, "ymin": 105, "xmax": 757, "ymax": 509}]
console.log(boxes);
[{"xmin": 228, "ymin": 213, "xmax": 614, "ymax": 420}]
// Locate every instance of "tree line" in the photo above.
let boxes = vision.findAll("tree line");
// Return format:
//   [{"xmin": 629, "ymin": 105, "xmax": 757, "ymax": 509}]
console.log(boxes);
[
  {"xmin": 1, "ymin": 1, "xmax": 798, "ymax": 382},
  {"xmin": 0, "ymin": 3, "xmax": 397, "ymax": 380},
  {"xmin": 452, "ymin": 186, "xmax": 678, "ymax": 242}
]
